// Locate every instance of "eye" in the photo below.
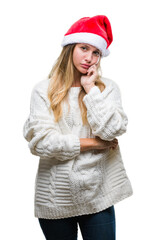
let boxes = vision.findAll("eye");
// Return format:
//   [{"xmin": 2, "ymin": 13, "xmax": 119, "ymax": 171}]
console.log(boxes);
[
  {"xmin": 80, "ymin": 44, "xmax": 88, "ymax": 52},
  {"xmin": 93, "ymin": 51, "xmax": 100, "ymax": 56},
  {"xmin": 80, "ymin": 46, "xmax": 88, "ymax": 51}
]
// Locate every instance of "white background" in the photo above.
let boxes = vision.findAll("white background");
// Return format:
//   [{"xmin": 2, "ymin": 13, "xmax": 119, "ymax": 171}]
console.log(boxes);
[{"xmin": 0, "ymin": 0, "xmax": 156, "ymax": 239}]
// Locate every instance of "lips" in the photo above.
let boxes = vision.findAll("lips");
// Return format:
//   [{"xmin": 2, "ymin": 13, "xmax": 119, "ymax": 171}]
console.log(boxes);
[{"xmin": 81, "ymin": 64, "xmax": 90, "ymax": 69}]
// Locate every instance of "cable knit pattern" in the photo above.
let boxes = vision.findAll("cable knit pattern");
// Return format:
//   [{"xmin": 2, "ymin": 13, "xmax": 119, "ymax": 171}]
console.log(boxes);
[
  {"xmin": 83, "ymin": 80, "xmax": 128, "ymax": 140},
  {"xmin": 23, "ymin": 77, "xmax": 133, "ymax": 219},
  {"xmin": 23, "ymin": 81, "xmax": 80, "ymax": 161}
]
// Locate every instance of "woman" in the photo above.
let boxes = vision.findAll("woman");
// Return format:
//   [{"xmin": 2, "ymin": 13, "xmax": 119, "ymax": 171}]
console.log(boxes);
[{"xmin": 23, "ymin": 15, "xmax": 133, "ymax": 240}]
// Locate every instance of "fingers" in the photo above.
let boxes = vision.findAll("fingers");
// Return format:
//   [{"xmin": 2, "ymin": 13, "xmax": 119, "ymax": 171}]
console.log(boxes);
[
  {"xmin": 112, "ymin": 138, "xmax": 118, "ymax": 145},
  {"xmin": 110, "ymin": 145, "xmax": 118, "ymax": 150},
  {"xmin": 94, "ymin": 137, "xmax": 119, "ymax": 151},
  {"xmin": 87, "ymin": 64, "xmax": 97, "ymax": 76},
  {"xmin": 110, "ymin": 138, "xmax": 118, "ymax": 150},
  {"xmin": 105, "ymin": 138, "xmax": 118, "ymax": 150}
]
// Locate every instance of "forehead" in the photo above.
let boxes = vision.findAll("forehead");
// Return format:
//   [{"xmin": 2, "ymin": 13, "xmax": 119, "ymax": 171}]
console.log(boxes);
[{"xmin": 77, "ymin": 43, "xmax": 100, "ymax": 51}]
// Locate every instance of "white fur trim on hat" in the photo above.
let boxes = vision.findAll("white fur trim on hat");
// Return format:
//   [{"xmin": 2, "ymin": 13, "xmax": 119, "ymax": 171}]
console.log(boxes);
[{"xmin": 61, "ymin": 32, "xmax": 110, "ymax": 57}]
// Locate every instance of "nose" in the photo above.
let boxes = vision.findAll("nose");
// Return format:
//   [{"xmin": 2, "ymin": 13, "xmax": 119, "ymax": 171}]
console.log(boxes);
[{"xmin": 85, "ymin": 51, "xmax": 92, "ymax": 63}]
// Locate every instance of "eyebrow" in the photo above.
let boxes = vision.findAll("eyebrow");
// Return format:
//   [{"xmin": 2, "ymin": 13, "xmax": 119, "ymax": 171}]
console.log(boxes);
[{"xmin": 80, "ymin": 43, "xmax": 100, "ymax": 52}]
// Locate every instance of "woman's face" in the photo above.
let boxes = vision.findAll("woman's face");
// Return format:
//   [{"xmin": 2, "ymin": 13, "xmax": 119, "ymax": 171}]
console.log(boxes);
[{"xmin": 72, "ymin": 43, "xmax": 101, "ymax": 74}]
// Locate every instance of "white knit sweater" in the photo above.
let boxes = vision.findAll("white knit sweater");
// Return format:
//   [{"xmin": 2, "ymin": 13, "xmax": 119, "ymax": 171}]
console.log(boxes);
[{"xmin": 23, "ymin": 77, "xmax": 133, "ymax": 219}]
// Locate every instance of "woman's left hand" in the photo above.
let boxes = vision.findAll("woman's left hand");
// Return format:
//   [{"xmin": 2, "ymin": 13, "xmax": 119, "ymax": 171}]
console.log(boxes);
[{"xmin": 81, "ymin": 64, "xmax": 98, "ymax": 93}]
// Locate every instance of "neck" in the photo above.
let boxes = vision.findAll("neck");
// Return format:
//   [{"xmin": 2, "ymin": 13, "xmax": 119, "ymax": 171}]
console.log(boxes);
[{"xmin": 71, "ymin": 68, "xmax": 82, "ymax": 87}]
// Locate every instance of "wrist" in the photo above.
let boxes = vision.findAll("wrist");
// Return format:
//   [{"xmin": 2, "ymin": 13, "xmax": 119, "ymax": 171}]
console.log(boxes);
[
  {"xmin": 80, "ymin": 138, "xmax": 96, "ymax": 152},
  {"xmin": 83, "ymin": 84, "xmax": 95, "ymax": 94}
]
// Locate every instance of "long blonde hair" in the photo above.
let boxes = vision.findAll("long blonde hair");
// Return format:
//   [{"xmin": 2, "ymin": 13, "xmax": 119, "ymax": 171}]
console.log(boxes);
[{"xmin": 48, "ymin": 44, "xmax": 106, "ymax": 125}]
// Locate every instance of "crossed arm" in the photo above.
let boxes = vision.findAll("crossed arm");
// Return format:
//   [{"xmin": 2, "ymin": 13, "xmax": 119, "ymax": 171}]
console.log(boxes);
[{"xmin": 23, "ymin": 80, "xmax": 126, "ymax": 161}]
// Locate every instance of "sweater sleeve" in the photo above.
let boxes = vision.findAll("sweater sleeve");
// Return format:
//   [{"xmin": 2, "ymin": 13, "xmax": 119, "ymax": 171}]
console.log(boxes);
[
  {"xmin": 82, "ymin": 81, "xmax": 128, "ymax": 141},
  {"xmin": 23, "ymin": 85, "xmax": 80, "ymax": 161}
]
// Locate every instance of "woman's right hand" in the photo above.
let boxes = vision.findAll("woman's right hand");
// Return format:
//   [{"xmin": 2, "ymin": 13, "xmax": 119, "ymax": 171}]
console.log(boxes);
[
  {"xmin": 80, "ymin": 137, "xmax": 118, "ymax": 152},
  {"xmin": 93, "ymin": 136, "xmax": 118, "ymax": 150}
]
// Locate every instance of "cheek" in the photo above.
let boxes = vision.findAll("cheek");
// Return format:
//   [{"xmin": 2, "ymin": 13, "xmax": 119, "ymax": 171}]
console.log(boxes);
[{"xmin": 73, "ymin": 50, "xmax": 81, "ymax": 66}]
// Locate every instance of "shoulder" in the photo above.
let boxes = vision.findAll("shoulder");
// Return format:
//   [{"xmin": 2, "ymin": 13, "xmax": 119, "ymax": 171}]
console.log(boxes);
[
  {"xmin": 100, "ymin": 77, "xmax": 122, "ymax": 100},
  {"xmin": 32, "ymin": 78, "xmax": 50, "ymax": 95},
  {"xmin": 28, "ymin": 78, "xmax": 53, "ymax": 113},
  {"xmin": 29, "ymin": 78, "xmax": 51, "ymax": 107},
  {"xmin": 30, "ymin": 78, "xmax": 51, "ymax": 104},
  {"xmin": 100, "ymin": 77, "xmax": 120, "ymax": 90}
]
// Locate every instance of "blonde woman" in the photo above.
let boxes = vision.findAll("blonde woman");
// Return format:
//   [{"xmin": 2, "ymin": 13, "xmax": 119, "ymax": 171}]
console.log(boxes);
[{"xmin": 23, "ymin": 15, "xmax": 133, "ymax": 240}]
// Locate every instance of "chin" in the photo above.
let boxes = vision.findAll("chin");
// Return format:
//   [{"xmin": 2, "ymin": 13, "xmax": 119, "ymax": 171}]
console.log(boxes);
[{"xmin": 79, "ymin": 68, "xmax": 87, "ymax": 75}]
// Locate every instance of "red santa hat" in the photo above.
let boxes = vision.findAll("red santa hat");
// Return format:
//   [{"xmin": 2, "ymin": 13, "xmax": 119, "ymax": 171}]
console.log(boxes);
[{"xmin": 61, "ymin": 15, "xmax": 113, "ymax": 57}]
